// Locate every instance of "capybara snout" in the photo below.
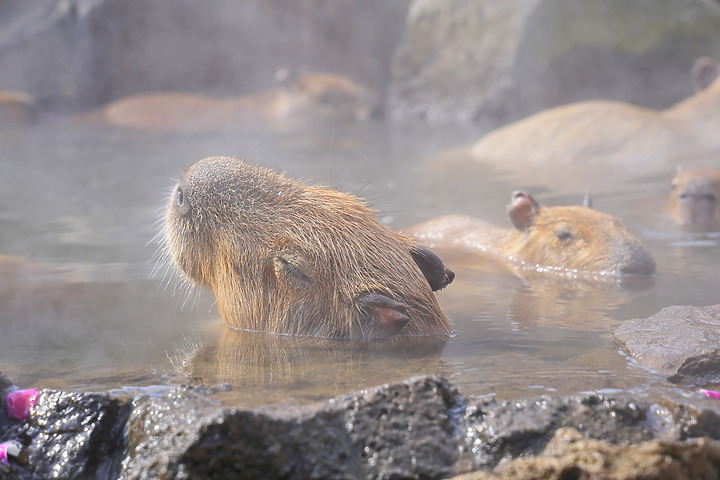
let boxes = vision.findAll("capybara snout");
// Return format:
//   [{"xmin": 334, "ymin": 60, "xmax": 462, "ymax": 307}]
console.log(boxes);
[
  {"xmin": 667, "ymin": 168, "xmax": 720, "ymax": 229},
  {"xmin": 165, "ymin": 156, "xmax": 453, "ymax": 339},
  {"xmin": 408, "ymin": 191, "xmax": 656, "ymax": 278}
]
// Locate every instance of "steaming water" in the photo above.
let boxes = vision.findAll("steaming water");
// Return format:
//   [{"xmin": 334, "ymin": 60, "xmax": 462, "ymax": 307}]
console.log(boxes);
[{"xmin": 0, "ymin": 120, "xmax": 717, "ymax": 407}]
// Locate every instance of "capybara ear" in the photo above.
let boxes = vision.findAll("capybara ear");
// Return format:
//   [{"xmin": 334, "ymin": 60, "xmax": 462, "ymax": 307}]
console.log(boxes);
[
  {"xmin": 507, "ymin": 191, "xmax": 541, "ymax": 231},
  {"xmin": 691, "ymin": 57, "xmax": 720, "ymax": 92},
  {"xmin": 272, "ymin": 252, "xmax": 312, "ymax": 284},
  {"xmin": 356, "ymin": 293, "xmax": 410, "ymax": 337},
  {"xmin": 582, "ymin": 190, "xmax": 593, "ymax": 209},
  {"xmin": 410, "ymin": 245, "xmax": 455, "ymax": 291}
]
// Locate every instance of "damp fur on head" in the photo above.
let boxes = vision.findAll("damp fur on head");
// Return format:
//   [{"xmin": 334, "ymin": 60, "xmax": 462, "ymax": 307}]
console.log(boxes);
[{"xmin": 164, "ymin": 156, "xmax": 453, "ymax": 339}]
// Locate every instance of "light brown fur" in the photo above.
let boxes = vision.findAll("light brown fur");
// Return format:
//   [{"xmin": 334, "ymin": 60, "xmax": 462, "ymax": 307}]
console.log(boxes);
[
  {"xmin": 164, "ymin": 156, "xmax": 453, "ymax": 339},
  {"xmin": 0, "ymin": 91, "xmax": 36, "ymax": 127},
  {"xmin": 92, "ymin": 73, "xmax": 374, "ymax": 132},
  {"xmin": 406, "ymin": 192, "xmax": 656, "ymax": 278},
  {"xmin": 471, "ymin": 59, "xmax": 720, "ymax": 177},
  {"xmin": 667, "ymin": 167, "xmax": 720, "ymax": 228}
]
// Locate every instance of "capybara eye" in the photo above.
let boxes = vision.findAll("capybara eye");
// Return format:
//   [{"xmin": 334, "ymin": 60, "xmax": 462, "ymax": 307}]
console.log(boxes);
[
  {"xmin": 702, "ymin": 194, "xmax": 717, "ymax": 203},
  {"xmin": 554, "ymin": 225, "xmax": 575, "ymax": 241},
  {"xmin": 176, "ymin": 186, "xmax": 184, "ymax": 207}
]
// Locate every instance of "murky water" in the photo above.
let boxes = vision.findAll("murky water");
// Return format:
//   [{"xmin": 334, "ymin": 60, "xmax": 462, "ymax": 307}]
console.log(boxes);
[{"xmin": 0, "ymin": 120, "xmax": 717, "ymax": 407}]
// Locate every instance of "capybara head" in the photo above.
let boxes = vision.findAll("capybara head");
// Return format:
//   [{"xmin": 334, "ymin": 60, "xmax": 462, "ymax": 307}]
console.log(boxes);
[
  {"xmin": 504, "ymin": 192, "xmax": 656, "ymax": 276},
  {"xmin": 164, "ymin": 156, "xmax": 453, "ymax": 339},
  {"xmin": 284, "ymin": 73, "xmax": 379, "ymax": 121},
  {"xmin": 667, "ymin": 168, "xmax": 720, "ymax": 228}
]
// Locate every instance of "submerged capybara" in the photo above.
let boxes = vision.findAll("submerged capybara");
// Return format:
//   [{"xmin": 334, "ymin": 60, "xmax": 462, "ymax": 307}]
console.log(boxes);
[
  {"xmin": 0, "ymin": 91, "xmax": 36, "ymax": 128},
  {"xmin": 164, "ymin": 156, "xmax": 454, "ymax": 339},
  {"xmin": 94, "ymin": 73, "xmax": 375, "ymax": 132},
  {"xmin": 471, "ymin": 58, "xmax": 720, "ymax": 178},
  {"xmin": 406, "ymin": 191, "xmax": 656, "ymax": 278},
  {"xmin": 667, "ymin": 168, "xmax": 720, "ymax": 228}
]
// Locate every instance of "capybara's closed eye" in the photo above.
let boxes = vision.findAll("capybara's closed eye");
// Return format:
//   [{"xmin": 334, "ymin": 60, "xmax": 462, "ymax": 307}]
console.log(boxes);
[{"xmin": 164, "ymin": 156, "xmax": 453, "ymax": 339}]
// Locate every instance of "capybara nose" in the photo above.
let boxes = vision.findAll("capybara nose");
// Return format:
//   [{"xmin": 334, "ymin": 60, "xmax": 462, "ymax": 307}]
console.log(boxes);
[{"xmin": 617, "ymin": 242, "xmax": 656, "ymax": 276}]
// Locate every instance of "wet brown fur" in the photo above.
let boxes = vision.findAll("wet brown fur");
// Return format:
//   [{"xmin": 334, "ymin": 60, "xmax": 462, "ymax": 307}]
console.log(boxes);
[
  {"xmin": 92, "ymin": 73, "xmax": 373, "ymax": 132},
  {"xmin": 667, "ymin": 167, "xmax": 720, "ymax": 228},
  {"xmin": 471, "ymin": 59, "xmax": 720, "ymax": 174},
  {"xmin": 164, "ymin": 156, "xmax": 453, "ymax": 339},
  {"xmin": 406, "ymin": 192, "xmax": 656, "ymax": 277}
]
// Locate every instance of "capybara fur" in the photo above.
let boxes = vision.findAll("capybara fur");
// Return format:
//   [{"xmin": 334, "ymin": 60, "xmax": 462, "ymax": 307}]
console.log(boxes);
[
  {"xmin": 667, "ymin": 167, "xmax": 720, "ymax": 228},
  {"xmin": 0, "ymin": 91, "xmax": 36, "ymax": 128},
  {"xmin": 164, "ymin": 156, "xmax": 454, "ymax": 339},
  {"xmin": 406, "ymin": 191, "xmax": 656, "ymax": 278},
  {"xmin": 94, "ymin": 73, "xmax": 375, "ymax": 132},
  {"xmin": 471, "ymin": 58, "xmax": 720, "ymax": 176}
]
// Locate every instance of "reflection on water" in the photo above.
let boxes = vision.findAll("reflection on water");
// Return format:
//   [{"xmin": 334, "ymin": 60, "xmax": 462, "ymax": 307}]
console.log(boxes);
[{"xmin": 0, "ymin": 121, "xmax": 717, "ymax": 406}]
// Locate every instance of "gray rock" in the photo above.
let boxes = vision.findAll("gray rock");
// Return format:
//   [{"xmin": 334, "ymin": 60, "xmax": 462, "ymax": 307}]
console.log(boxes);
[
  {"xmin": 3, "ymin": 373, "xmax": 720, "ymax": 479},
  {"xmin": 122, "ymin": 375, "xmax": 462, "ymax": 480},
  {"xmin": 613, "ymin": 305, "xmax": 720, "ymax": 386},
  {"xmin": 390, "ymin": 0, "xmax": 720, "ymax": 124}
]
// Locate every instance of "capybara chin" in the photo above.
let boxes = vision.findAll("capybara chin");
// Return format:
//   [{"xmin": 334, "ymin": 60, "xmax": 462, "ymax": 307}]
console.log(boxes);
[
  {"xmin": 406, "ymin": 191, "xmax": 656, "ymax": 278},
  {"xmin": 164, "ymin": 156, "xmax": 454, "ymax": 339},
  {"xmin": 667, "ymin": 168, "xmax": 720, "ymax": 229}
]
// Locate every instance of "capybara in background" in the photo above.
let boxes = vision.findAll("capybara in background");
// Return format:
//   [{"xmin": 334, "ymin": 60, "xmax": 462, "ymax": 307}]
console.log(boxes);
[
  {"xmin": 0, "ymin": 91, "xmax": 36, "ymax": 128},
  {"xmin": 406, "ymin": 191, "xmax": 656, "ymax": 278},
  {"xmin": 93, "ymin": 73, "xmax": 376, "ymax": 132},
  {"xmin": 471, "ymin": 58, "xmax": 720, "ymax": 177},
  {"xmin": 164, "ymin": 156, "xmax": 454, "ymax": 339},
  {"xmin": 667, "ymin": 168, "xmax": 720, "ymax": 229}
]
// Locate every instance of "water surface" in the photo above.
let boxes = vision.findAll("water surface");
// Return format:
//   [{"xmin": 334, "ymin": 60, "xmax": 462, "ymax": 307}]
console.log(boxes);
[{"xmin": 0, "ymin": 120, "xmax": 717, "ymax": 407}]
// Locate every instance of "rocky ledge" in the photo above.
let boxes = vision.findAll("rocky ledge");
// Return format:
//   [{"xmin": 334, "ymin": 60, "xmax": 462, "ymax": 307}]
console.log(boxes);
[
  {"xmin": 613, "ymin": 304, "xmax": 720, "ymax": 386},
  {"xmin": 1, "ymin": 373, "xmax": 720, "ymax": 479}
]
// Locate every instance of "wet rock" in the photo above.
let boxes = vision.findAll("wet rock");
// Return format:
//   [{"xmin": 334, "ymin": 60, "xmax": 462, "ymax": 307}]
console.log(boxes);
[
  {"xmin": 3, "ymin": 372, "xmax": 720, "ymax": 479},
  {"xmin": 390, "ymin": 0, "xmax": 720, "ymax": 124},
  {"xmin": 612, "ymin": 305, "xmax": 720, "ymax": 386},
  {"xmin": 450, "ymin": 428, "xmax": 720, "ymax": 480},
  {"xmin": 122, "ymin": 375, "xmax": 462, "ymax": 479},
  {"xmin": 0, "ymin": 382, "xmax": 129, "ymax": 480},
  {"xmin": 23, "ymin": 390, "xmax": 129, "ymax": 479}
]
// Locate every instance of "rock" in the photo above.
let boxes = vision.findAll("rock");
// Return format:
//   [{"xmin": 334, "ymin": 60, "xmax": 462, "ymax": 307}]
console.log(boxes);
[
  {"xmin": 2, "ymin": 372, "xmax": 720, "ymax": 479},
  {"xmin": 612, "ymin": 305, "xmax": 720, "ymax": 386},
  {"xmin": 390, "ymin": 0, "xmax": 720, "ymax": 124},
  {"xmin": 0, "ymin": 385, "xmax": 130, "ymax": 480},
  {"xmin": 0, "ymin": 0, "xmax": 410, "ymax": 114},
  {"xmin": 449, "ymin": 428, "xmax": 720, "ymax": 480},
  {"xmin": 122, "ymin": 375, "xmax": 462, "ymax": 479}
]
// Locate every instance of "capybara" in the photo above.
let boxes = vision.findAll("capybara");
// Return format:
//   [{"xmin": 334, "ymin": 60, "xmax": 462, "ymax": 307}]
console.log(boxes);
[
  {"xmin": 667, "ymin": 167, "xmax": 720, "ymax": 228},
  {"xmin": 406, "ymin": 191, "xmax": 656, "ymax": 277},
  {"xmin": 471, "ymin": 58, "xmax": 720, "ymax": 177},
  {"xmin": 94, "ymin": 73, "xmax": 375, "ymax": 132},
  {"xmin": 0, "ymin": 91, "xmax": 36, "ymax": 128},
  {"xmin": 163, "ymin": 156, "xmax": 454, "ymax": 339}
]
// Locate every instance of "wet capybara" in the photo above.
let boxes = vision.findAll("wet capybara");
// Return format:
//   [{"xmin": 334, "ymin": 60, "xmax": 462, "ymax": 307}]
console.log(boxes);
[
  {"xmin": 163, "ymin": 156, "xmax": 454, "ymax": 339},
  {"xmin": 471, "ymin": 58, "xmax": 720, "ymax": 179},
  {"xmin": 94, "ymin": 73, "xmax": 375, "ymax": 132},
  {"xmin": 406, "ymin": 191, "xmax": 656, "ymax": 278},
  {"xmin": 667, "ymin": 168, "xmax": 720, "ymax": 228},
  {"xmin": 0, "ymin": 91, "xmax": 36, "ymax": 128}
]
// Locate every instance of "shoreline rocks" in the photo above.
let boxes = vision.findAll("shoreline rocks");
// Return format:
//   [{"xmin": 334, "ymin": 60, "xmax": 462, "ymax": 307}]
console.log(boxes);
[
  {"xmin": 2, "ymin": 374, "xmax": 720, "ymax": 479},
  {"xmin": 613, "ymin": 304, "xmax": 720, "ymax": 386}
]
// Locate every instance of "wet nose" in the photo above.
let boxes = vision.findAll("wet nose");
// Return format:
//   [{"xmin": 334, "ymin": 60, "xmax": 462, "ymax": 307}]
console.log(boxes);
[{"xmin": 617, "ymin": 242, "xmax": 656, "ymax": 276}]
